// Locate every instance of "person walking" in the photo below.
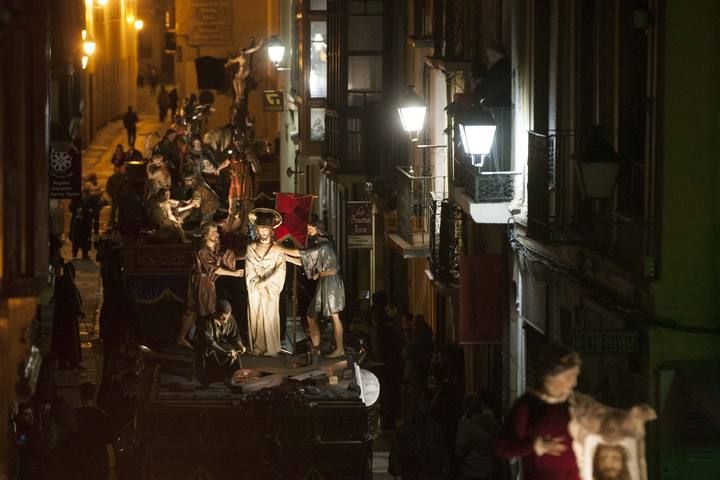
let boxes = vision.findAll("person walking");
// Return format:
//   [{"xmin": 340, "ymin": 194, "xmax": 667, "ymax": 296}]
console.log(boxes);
[
  {"xmin": 149, "ymin": 67, "xmax": 158, "ymax": 95},
  {"xmin": 157, "ymin": 85, "xmax": 170, "ymax": 122},
  {"xmin": 122, "ymin": 106, "xmax": 139, "ymax": 148}
]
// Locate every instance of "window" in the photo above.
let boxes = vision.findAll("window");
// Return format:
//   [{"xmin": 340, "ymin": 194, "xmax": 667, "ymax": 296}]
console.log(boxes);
[
  {"xmin": 348, "ymin": 56, "xmax": 382, "ymax": 91},
  {"xmin": 346, "ymin": 0, "xmax": 383, "ymax": 106},
  {"xmin": 309, "ymin": 21, "xmax": 327, "ymax": 98},
  {"xmin": 310, "ymin": 0, "xmax": 327, "ymax": 11},
  {"xmin": 310, "ymin": 108, "xmax": 326, "ymax": 142},
  {"xmin": 348, "ymin": 16, "xmax": 383, "ymax": 50}
]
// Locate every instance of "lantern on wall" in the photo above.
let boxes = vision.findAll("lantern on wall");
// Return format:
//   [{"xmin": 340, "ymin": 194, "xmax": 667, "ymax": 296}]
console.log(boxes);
[
  {"xmin": 397, "ymin": 86, "xmax": 427, "ymax": 142},
  {"xmin": 573, "ymin": 126, "xmax": 621, "ymax": 199}
]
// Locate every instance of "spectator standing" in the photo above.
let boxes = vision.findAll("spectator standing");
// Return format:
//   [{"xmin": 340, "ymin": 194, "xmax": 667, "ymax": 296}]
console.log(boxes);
[
  {"xmin": 157, "ymin": 85, "xmax": 170, "ymax": 122},
  {"xmin": 455, "ymin": 393, "xmax": 497, "ymax": 480},
  {"xmin": 122, "ymin": 106, "xmax": 139, "ymax": 148},
  {"xmin": 169, "ymin": 88, "xmax": 179, "ymax": 118},
  {"xmin": 106, "ymin": 164, "xmax": 128, "ymax": 226},
  {"xmin": 111, "ymin": 144, "xmax": 126, "ymax": 168},
  {"xmin": 74, "ymin": 382, "xmax": 115, "ymax": 480},
  {"xmin": 388, "ymin": 394, "xmax": 449, "ymax": 480},
  {"xmin": 51, "ymin": 262, "xmax": 83, "ymax": 369},
  {"xmin": 401, "ymin": 314, "xmax": 434, "ymax": 419}
]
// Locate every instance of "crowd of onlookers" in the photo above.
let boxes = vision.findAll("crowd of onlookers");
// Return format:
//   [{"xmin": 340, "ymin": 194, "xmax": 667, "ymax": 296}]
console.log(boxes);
[
  {"xmin": 359, "ymin": 290, "xmax": 503, "ymax": 480},
  {"xmin": 9, "ymin": 348, "xmax": 141, "ymax": 480}
]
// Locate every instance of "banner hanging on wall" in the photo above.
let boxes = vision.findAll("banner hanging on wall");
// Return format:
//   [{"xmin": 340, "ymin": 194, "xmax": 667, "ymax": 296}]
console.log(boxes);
[{"xmin": 49, "ymin": 142, "xmax": 81, "ymax": 199}]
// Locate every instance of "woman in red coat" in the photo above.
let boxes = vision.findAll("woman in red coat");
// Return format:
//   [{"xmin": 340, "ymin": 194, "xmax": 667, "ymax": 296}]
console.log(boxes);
[{"xmin": 495, "ymin": 344, "xmax": 582, "ymax": 480}]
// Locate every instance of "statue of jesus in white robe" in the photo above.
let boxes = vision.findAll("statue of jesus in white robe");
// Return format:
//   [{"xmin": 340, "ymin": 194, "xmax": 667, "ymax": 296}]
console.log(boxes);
[{"xmin": 245, "ymin": 224, "xmax": 286, "ymax": 356}]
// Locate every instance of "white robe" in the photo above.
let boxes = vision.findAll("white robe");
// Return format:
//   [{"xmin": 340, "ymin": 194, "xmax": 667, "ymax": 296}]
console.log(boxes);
[{"xmin": 245, "ymin": 242, "xmax": 286, "ymax": 356}]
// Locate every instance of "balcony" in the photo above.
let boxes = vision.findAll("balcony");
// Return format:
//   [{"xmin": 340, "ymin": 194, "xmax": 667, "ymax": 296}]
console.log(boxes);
[
  {"xmin": 388, "ymin": 166, "xmax": 445, "ymax": 259},
  {"xmin": 526, "ymin": 130, "xmax": 657, "ymax": 279},
  {"xmin": 452, "ymin": 107, "xmax": 521, "ymax": 223}
]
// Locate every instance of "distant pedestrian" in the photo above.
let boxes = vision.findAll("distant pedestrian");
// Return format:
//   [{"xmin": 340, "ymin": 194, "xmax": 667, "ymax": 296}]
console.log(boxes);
[
  {"xmin": 157, "ymin": 85, "xmax": 169, "ymax": 122},
  {"xmin": 149, "ymin": 67, "xmax": 158, "ymax": 95},
  {"xmin": 169, "ymin": 88, "xmax": 179, "ymax": 118},
  {"xmin": 122, "ymin": 106, "xmax": 139, "ymax": 147}
]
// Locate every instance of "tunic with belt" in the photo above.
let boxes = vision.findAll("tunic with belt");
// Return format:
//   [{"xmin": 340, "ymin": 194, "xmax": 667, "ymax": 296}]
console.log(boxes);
[{"xmin": 300, "ymin": 237, "xmax": 346, "ymax": 317}]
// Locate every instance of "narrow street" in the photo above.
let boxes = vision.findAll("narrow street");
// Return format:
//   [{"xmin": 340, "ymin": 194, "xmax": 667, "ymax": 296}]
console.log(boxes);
[
  {"xmin": 37, "ymin": 85, "xmax": 399, "ymax": 479},
  {"xmin": 37, "ymin": 85, "xmax": 169, "ymax": 423}
]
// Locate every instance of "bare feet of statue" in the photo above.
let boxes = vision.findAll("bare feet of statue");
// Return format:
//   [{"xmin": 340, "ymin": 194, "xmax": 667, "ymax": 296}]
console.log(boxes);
[
  {"xmin": 326, "ymin": 349, "xmax": 345, "ymax": 358},
  {"xmin": 177, "ymin": 338, "xmax": 193, "ymax": 349}
]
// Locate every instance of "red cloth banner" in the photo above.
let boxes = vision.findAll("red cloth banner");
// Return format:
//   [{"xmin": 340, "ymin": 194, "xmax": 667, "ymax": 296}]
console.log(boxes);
[
  {"xmin": 274, "ymin": 193, "xmax": 315, "ymax": 247},
  {"xmin": 459, "ymin": 254, "xmax": 505, "ymax": 344}
]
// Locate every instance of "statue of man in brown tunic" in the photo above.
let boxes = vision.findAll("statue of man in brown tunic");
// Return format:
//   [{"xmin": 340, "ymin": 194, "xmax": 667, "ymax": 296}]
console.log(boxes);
[{"xmin": 177, "ymin": 223, "xmax": 244, "ymax": 348}]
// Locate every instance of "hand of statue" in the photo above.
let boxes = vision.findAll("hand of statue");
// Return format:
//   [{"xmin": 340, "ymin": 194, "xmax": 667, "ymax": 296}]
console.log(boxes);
[
  {"xmin": 533, "ymin": 436, "xmax": 567, "ymax": 457},
  {"xmin": 234, "ymin": 269, "xmax": 245, "ymax": 278},
  {"xmin": 312, "ymin": 273, "xmax": 320, "ymax": 281}
]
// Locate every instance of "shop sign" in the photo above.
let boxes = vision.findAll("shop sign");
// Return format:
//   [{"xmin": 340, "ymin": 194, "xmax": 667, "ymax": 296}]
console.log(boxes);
[
  {"xmin": 49, "ymin": 142, "xmax": 81, "ymax": 198},
  {"xmin": 263, "ymin": 90, "xmax": 284, "ymax": 112},
  {"xmin": 571, "ymin": 330, "xmax": 640, "ymax": 353},
  {"xmin": 346, "ymin": 201, "xmax": 372, "ymax": 249}
]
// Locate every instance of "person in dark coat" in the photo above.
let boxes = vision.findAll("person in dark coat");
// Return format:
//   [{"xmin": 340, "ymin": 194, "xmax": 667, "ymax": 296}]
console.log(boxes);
[
  {"xmin": 122, "ymin": 106, "xmax": 139, "ymax": 148},
  {"xmin": 69, "ymin": 196, "xmax": 94, "ymax": 259},
  {"xmin": 157, "ymin": 85, "xmax": 170, "ymax": 122},
  {"xmin": 51, "ymin": 262, "xmax": 83, "ymax": 369},
  {"xmin": 169, "ymin": 88, "xmax": 179, "ymax": 118},
  {"xmin": 455, "ymin": 394, "xmax": 497, "ymax": 480},
  {"xmin": 475, "ymin": 42, "xmax": 511, "ymax": 108},
  {"xmin": 74, "ymin": 382, "xmax": 115, "ymax": 480},
  {"xmin": 388, "ymin": 394, "xmax": 449, "ymax": 480}
]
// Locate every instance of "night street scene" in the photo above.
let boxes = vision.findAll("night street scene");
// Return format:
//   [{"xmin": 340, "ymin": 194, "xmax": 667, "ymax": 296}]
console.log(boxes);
[{"xmin": 1, "ymin": 0, "xmax": 719, "ymax": 479}]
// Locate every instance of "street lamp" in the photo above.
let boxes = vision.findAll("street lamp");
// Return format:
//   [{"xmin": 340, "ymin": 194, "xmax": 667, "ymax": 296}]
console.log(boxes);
[
  {"xmin": 573, "ymin": 125, "xmax": 620, "ymax": 199},
  {"xmin": 82, "ymin": 33, "xmax": 96, "ymax": 56},
  {"xmin": 134, "ymin": 19, "xmax": 144, "ymax": 31},
  {"xmin": 456, "ymin": 107, "xmax": 496, "ymax": 166},
  {"xmin": 267, "ymin": 36, "xmax": 286, "ymax": 68},
  {"xmin": 96, "ymin": 0, "xmax": 108, "ymax": 6},
  {"xmin": 397, "ymin": 86, "xmax": 426, "ymax": 142}
]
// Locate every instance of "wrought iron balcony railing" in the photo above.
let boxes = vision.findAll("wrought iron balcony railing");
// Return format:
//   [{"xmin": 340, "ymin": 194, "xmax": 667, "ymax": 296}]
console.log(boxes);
[
  {"xmin": 396, "ymin": 166, "xmax": 445, "ymax": 249},
  {"xmin": 526, "ymin": 130, "xmax": 657, "ymax": 278}
]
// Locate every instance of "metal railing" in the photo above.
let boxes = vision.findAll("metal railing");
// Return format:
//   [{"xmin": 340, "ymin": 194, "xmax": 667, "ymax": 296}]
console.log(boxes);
[
  {"xmin": 526, "ymin": 130, "xmax": 656, "ymax": 278},
  {"xmin": 396, "ymin": 166, "xmax": 446, "ymax": 248}
]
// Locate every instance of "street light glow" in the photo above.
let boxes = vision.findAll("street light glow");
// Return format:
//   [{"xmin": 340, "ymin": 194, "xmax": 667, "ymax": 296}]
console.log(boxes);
[
  {"xmin": 267, "ymin": 36, "xmax": 286, "ymax": 67},
  {"xmin": 96, "ymin": 0, "xmax": 108, "ymax": 6},
  {"xmin": 82, "ymin": 37, "xmax": 97, "ymax": 56},
  {"xmin": 134, "ymin": 19, "xmax": 144, "ymax": 31},
  {"xmin": 126, "ymin": 14, "xmax": 136, "ymax": 24},
  {"xmin": 81, "ymin": 55, "xmax": 89, "ymax": 69},
  {"xmin": 398, "ymin": 87, "xmax": 427, "ymax": 141}
]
